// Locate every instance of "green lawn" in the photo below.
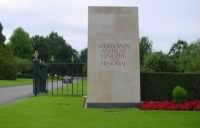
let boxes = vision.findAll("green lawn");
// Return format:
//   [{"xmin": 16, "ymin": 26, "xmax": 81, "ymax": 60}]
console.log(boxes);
[
  {"xmin": 0, "ymin": 78, "xmax": 32, "ymax": 87},
  {"xmin": 0, "ymin": 96, "xmax": 199, "ymax": 128},
  {"xmin": 48, "ymin": 79, "xmax": 87, "ymax": 96}
]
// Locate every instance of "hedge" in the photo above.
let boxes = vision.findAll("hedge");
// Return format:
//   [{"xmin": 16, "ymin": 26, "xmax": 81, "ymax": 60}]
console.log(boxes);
[
  {"xmin": 141, "ymin": 72, "xmax": 200, "ymax": 101},
  {"xmin": 0, "ymin": 46, "xmax": 16, "ymax": 80},
  {"xmin": 17, "ymin": 73, "xmax": 33, "ymax": 79},
  {"xmin": 12, "ymin": 71, "xmax": 200, "ymax": 101}
]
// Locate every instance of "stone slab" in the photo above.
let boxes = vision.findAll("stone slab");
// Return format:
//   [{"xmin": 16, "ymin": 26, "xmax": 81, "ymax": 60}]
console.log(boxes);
[{"xmin": 87, "ymin": 6, "xmax": 140, "ymax": 107}]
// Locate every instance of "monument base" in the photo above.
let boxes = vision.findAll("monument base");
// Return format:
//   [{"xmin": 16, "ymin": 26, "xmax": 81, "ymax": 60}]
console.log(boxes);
[{"xmin": 86, "ymin": 102, "xmax": 140, "ymax": 108}]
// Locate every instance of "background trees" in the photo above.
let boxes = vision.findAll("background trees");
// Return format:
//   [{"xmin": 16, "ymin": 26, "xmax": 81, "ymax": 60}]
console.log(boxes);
[
  {"xmin": 8, "ymin": 27, "xmax": 33, "ymax": 59},
  {"xmin": 78, "ymin": 37, "xmax": 200, "ymax": 73},
  {"xmin": 0, "ymin": 22, "xmax": 16, "ymax": 79},
  {"xmin": 32, "ymin": 35, "xmax": 49, "ymax": 62},
  {"xmin": 168, "ymin": 40, "xmax": 188, "ymax": 57},
  {"xmin": 1, "ymin": 20, "xmax": 199, "ymax": 80},
  {"xmin": 32, "ymin": 32, "xmax": 78, "ymax": 63},
  {"xmin": 139, "ymin": 36, "xmax": 153, "ymax": 72},
  {"xmin": 0, "ymin": 23, "xmax": 6, "ymax": 47},
  {"xmin": 167, "ymin": 40, "xmax": 200, "ymax": 72},
  {"xmin": 80, "ymin": 48, "xmax": 87, "ymax": 63},
  {"xmin": 79, "ymin": 48, "xmax": 88, "ymax": 76},
  {"xmin": 8, "ymin": 28, "xmax": 32, "ymax": 74},
  {"xmin": 4, "ymin": 27, "xmax": 79, "ymax": 75},
  {"xmin": 138, "ymin": 37, "xmax": 200, "ymax": 73},
  {"xmin": 139, "ymin": 36, "xmax": 152, "ymax": 65},
  {"xmin": 143, "ymin": 52, "xmax": 176, "ymax": 72},
  {"xmin": 178, "ymin": 41, "xmax": 200, "ymax": 72}
]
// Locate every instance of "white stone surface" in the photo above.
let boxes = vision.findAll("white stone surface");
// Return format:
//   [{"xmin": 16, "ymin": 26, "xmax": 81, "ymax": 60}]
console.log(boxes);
[{"xmin": 87, "ymin": 7, "xmax": 140, "ymax": 105}]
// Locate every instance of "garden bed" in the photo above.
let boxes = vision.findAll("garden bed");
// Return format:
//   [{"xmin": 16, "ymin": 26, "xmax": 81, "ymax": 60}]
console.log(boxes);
[{"xmin": 139, "ymin": 100, "xmax": 200, "ymax": 111}]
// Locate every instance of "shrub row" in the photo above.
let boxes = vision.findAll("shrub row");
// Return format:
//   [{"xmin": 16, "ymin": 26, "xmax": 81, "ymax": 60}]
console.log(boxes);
[
  {"xmin": 141, "ymin": 72, "xmax": 200, "ymax": 101},
  {"xmin": 17, "ymin": 73, "xmax": 33, "ymax": 79},
  {"xmin": 0, "ymin": 46, "xmax": 16, "ymax": 80},
  {"xmin": 16, "ymin": 72, "xmax": 200, "ymax": 101}
]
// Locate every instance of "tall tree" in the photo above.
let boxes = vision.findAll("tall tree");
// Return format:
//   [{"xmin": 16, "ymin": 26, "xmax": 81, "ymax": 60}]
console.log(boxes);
[
  {"xmin": 32, "ymin": 32, "xmax": 77, "ymax": 63},
  {"xmin": 0, "ymin": 22, "xmax": 6, "ymax": 46},
  {"xmin": 140, "ymin": 36, "xmax": 152, "ymax": 65},
  {"xmin": 32, "ymin": 35, "xmax": 50, "ymax": 62},
  {"xmin": 80, "ymin": 48, "xmax": 87, "ymax": 63},
  {"xmin": 80, "ymin": 48, "xmax": 88, "ymax": 76},
  {"xmin": 8, "ymin": 27, "xmax": 33, "ymax": 59},
  {"xmin": 168, "ymin": 40, "xmax": 188, "ymax": 57},
  {"xmin": 167, "ymin": 40, "xmax": 188, "ymax": 72},
  {"xmin": 178, "ymin": 41, "xmax": 200, "ymax": 72},
  {"xmin": 46, "ymin": 32, "xmax": 75, "ymax": 62},
  {"xmin": 0, "ymin": 22, "xmax": 16, "ymax": 79}
]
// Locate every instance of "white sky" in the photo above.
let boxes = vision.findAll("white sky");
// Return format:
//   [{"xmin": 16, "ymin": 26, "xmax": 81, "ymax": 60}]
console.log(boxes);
[{"xmin": 0, "ymin": 0, "xmax": 199, "ymax": 52}]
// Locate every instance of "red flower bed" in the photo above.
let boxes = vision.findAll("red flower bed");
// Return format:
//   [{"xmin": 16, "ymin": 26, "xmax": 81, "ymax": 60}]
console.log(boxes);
[{"xmin": 139, "ymin": 100, "xmax": 200, "ymax": 111}]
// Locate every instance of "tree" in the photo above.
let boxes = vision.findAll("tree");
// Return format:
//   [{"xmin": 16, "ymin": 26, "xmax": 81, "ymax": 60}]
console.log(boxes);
[
  {"xmin": 0, "ymin": 22, "xmax": 16, "ymax": 79},
  {"xmin": 80, "ymin": 48, "xmax": 87, "ymax": 63},
  {"xmin": 168, "ymin": 40, "xmax": 188, "ymax": 57},
  {"xmin": 0, "ymin": 47, "xmax": 16, "ymax": 79},
  {"xmin": 178, "ymin": 41, "xmax": 200, "ymax": 72},
  {"xmin": 71, "ymin": 49, "xmax": 79, "ymax": 63},
  {"xmin": 8, "ymin": 27, "xmax": 33, "ymax": 59},
  {"xmin": 46, "ymin": 32, "xmax": 77, "ymax": 62},
  {"xmin": 32, "ymin": 35, "xmax": 50, "ymax": 62},
  {"xmin": 167, "ymin": 40, "xmax": 188, "ymax": 72},
  {"xmin": 80, "ymin": 48, "xmax": 88, "ymax": 76},
  {"xmin": 143, "ymin": 52, "xmax": 176, "ymax": 72},
  {"xmin": 140, "ymin": 36, "xmax": 152, "ymax": 65},
  {"xmin": 0, "ymin": 22, "xmax": 6, "ymax": 46},
  {"xmin": 32, "ymin": 32, "xmax": 77, "ymax": 63}
]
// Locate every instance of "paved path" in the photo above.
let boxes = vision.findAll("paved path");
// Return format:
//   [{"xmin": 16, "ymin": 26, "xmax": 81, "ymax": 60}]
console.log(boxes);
[
  {"xmin": 0, "ymin": 81, "xmax": 62, "ymax": 105},
  {"xmin": 0, "ymin": 85, "xmax": 33, "ymax": 104}
]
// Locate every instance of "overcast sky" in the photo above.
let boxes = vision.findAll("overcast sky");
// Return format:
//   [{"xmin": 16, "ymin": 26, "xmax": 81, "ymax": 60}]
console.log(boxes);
[{"xmin": 0, "ymin": 0, "xmax": 199, "ymax": 52}]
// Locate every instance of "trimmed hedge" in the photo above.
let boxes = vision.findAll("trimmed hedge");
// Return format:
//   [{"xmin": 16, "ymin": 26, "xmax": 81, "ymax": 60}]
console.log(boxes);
[
  {"xmin": 12, "ymin": 71, "xmax": 200, "ymax": 101},
  {"xmin": 17, "ymin": 73, "xmax": 33, "ymax": 79},
  {"xmin": 0, "ymin": 46, "xmax": 16, "ymax": 80},
  {"xmin": 15, "ymin": 57, "xmax": 32, "ymax": 74},
  {"xmin": 141, "ymin": 72, "xmax": 200, "ymax": 101}
]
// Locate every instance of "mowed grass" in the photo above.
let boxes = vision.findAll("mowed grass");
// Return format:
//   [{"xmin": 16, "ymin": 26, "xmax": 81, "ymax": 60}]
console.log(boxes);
[
  {"xmin": 0, "ymin": 79, "xmax": 199, "ymax": 127},
  {"xmin": 0, "ymin": 78, "xmax": 32, "ymax": 87},
  {"xmin": 47, "ymin": 79, "xmax": 87, "ymax": 96},
  {"xmin": 0, "ymin": 96, "xmax": 199, "ymax": 128}
]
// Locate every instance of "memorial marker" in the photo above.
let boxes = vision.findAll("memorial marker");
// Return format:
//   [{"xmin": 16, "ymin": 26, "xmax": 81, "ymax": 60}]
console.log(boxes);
[{"xmin": 87, "ymin": 6, "xmax": 140, "ymax": 108}]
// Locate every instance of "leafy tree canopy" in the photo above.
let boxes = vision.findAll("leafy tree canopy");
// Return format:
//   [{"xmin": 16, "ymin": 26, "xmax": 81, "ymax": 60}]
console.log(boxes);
[
  {"xmin": 140, "ymin": 36, "xmax": 152, "ymax": 65},
  {"xmin": 32, "ymin": 32, "xmax": 78, "ymax": 63},
  {"xmin": 143, "ymin": 52, "xmax": 176, "ymax": 72},
  {"xmin": 8, "ymin": 27, "xmax": 32, "ymax": 59},
  {"xmin": 0, "ymin": 22, "xmax": 6, "ymax": 46},
  {"xmin": 168, "ymin": 40, "xmax": 188, "ymax": 57},
  {"xmin": 178, "ymin": 41, "xmax": 200, "ymax": 72},
  {"xmin": 80, "ymin": 48, "xmax": 87, "ymax": 63},
  {"xmin": 0, "ymin": 22, "xmax": 16, "ymax": 79}
]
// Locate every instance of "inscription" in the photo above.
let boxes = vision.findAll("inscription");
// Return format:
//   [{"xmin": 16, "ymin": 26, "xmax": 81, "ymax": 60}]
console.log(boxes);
[{"xmin": 97, "ymin": 40, "xmax": 130, "ymax": 67}]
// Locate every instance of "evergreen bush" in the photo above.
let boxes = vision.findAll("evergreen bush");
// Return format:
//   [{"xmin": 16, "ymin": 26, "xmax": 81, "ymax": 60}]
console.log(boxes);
[{"xmin": 172, "ymin": 86, "xmax": 188, "ymax": 103}]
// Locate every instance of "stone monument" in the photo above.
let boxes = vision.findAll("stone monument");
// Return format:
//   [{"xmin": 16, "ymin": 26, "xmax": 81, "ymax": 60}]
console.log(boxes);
[{"xmin": 87, "ymin": 6, "xmax": 140, "ymax": 108}]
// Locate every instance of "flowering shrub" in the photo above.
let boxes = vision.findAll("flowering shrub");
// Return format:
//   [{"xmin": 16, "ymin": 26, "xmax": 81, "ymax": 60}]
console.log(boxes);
[{"xmin": 139, "ymin": 100, "xmax": 200, "ymax": 111}]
